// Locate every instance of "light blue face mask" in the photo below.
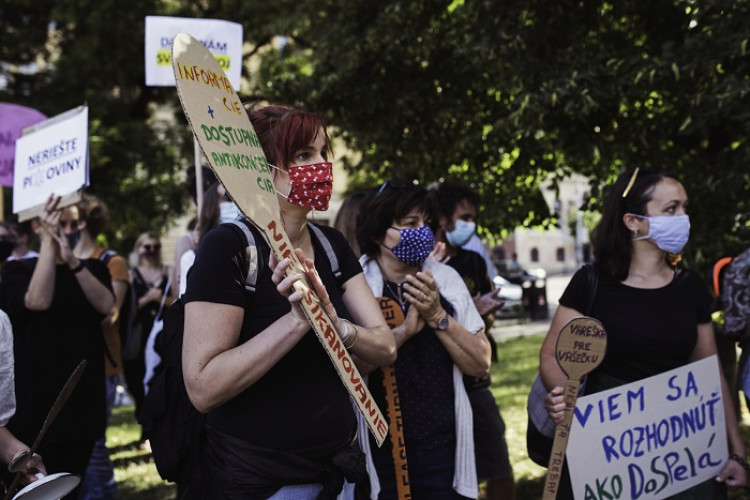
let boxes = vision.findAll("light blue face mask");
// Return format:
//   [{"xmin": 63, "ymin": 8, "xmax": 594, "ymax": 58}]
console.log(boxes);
[
  {"xmin": 219, "ymin": 201, "xmax": 241, "ymax": 223},
  {"xmin": 445, "ymin": 219, "xmax": 476, "ymax": 247},
  {"xmin": 632, "ymin": 214, "xmax": 690, "ymax": 253}
]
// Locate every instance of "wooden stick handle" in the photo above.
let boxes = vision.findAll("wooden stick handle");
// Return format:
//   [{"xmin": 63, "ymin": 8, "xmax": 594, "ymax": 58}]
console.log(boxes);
[{"xmin": 542, "ymin": 378, "xmax": 581, "ymax": 500}]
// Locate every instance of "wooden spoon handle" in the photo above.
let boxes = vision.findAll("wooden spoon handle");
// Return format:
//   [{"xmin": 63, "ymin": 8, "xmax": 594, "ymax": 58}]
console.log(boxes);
[{"xmin": 542, "ymin": 378, "xmax": 581, "ymax": 500}]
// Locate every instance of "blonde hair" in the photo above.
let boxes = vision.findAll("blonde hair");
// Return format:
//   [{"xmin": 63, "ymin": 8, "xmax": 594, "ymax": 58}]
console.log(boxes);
[{"xmin": 133, "ymin": 231, "xmax": 163, "ymax": 267}]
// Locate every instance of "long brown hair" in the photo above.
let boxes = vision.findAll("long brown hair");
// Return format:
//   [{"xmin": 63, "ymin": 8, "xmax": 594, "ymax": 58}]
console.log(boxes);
[{"xmin": 591, "ymin": 167, "xmax": 679, "ymax": 281}]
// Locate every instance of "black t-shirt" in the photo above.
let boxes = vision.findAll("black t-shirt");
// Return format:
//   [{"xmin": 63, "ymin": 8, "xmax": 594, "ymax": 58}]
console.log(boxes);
[
  {"xmin": 1, "ymin": 258, "xmax": 111, "ymax": 444},
  {"xmin": 560, "ymin": 267, "xmax": 711, "ymax": 386},
  {"xmin": 448, "ymin": 248, "xmax": 492, "ymax": 297},
  {"xmin": 183, "ymin": 222, "xmax": 362, "ymax": 455}
]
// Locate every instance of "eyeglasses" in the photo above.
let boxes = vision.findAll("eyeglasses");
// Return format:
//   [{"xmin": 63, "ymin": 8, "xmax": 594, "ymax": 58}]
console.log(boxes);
[
  {"xmin": 142, "ymin": 244, "xmax": 161, "ymax": 252},
  {"xmin": 376, "ymin": 180, "xmax": 410, "ymax": 198},
  {"xmin": 60, "ymin": 220, "xmax": 79, "ymax": 230}
]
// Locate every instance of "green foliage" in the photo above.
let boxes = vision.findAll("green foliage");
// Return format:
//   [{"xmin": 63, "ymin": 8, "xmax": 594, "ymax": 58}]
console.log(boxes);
[
  {"xmin": 2, "ymin": 0, "xmax": 748, "ymax": 263},
  {"xmin": 0, "ymin": 0, "xmax": 192, "ymax": 253},
  {"xmin": 254, "ymin": 0, "xmax": 750, "ymax": 271}
]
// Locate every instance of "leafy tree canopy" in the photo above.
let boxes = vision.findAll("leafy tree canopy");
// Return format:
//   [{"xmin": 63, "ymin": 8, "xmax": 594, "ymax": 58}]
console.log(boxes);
[
  {"xmin": 256, "ymin": 0, "xmax": 750, "ymax": 269},
  {"xmin": 1, "ymin": 0, "xmax": 748, "ymax": 269}
]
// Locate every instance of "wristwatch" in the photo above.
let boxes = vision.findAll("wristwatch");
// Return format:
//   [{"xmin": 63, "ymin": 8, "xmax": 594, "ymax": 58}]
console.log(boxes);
[{"xmin": 433, "ymin": 312, "xmax": 450, "ymax": 331}]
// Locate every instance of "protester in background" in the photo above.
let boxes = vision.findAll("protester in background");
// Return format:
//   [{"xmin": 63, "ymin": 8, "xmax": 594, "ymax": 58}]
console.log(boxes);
[
  {"xmin": 74, "ymin": 193, "xmax": 129, "ymax": 499},
  {"xmin": 0, "ymin": 222, "xmax": 16, "ymax": 266},
  {"xmin": 356, "ymin": 181, "xmax": 490, "ymax": 500},
  {"xmin": 171, "ymin": 167, "xmax": 217, "ymax": 298},
  {"xmin": 177, "ymin": 182, "xmax": 239, "ymax": 297},
  {"xmin": 126, "ymin": 231, "xmax": 173, "ymax": 445},
  {"xmin": 182, "ymin": 103, "xmax": 395, "ymax": 498},
  {"xmin": 0, "ymin": 307, "xmax": 47, "ymax": 487},
  {"xmin": 463, "ymin": 234, "xmax": 498, "ymax": 282},
  {"xmin": 723, "ymin": 247, "xmax": 750, "ymax": 410},
  {"xmin": 541, "ymin": 167, "xmax": 747, "ymax": 497},
  {"xmin": 1, "ymin": 195, "xmax": 114, "ymax": 498},
  {"xmin": 333, "ymin": 192, "xmax": 367, "ymax": 257},
  {"xmin": 432, "ymin": 181, "xmax": 514, "ymax": 500},
  {"xmin": 7, "ymin": 219, "xmax": 38, "ymax": 261},
  {"xmin": 0, "ymin": 224, "xmax": 46, "ymax": 487}
]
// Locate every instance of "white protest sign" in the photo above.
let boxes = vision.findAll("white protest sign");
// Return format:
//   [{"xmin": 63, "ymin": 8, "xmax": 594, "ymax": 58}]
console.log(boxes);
[
  {"xmin": 12, "ymin": 106, "xmax": 88, "ymax": 218},
  {"xmin": 145, "ymin": 16, "xmax": 242, "ymax": 90},
  {"xmin": 567, "ymin": 355, "xmax": 727, "ymax": 500}
]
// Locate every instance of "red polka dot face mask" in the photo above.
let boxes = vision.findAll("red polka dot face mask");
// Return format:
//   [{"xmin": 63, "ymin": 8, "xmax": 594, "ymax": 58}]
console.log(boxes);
[{"xmin": 270, "ymin": 162, "xmax": 334, "ymax": 211}]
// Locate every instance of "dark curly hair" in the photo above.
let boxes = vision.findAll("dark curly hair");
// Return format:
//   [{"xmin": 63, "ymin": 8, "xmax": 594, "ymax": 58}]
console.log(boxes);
[{"xmin": 357, "ymin": 181, "xmax": 438, "ymax": 258}]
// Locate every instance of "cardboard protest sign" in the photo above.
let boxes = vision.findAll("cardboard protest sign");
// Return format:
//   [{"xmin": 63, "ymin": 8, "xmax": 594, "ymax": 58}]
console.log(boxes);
[
  {"xmin": 377, "ymin": 297, "xmax": 411, "ymax": 499},
  {"xmin": 12, "ymin": 106, "xmax": 88, "ymax": 221},
  {"xmin": 544, "ymin": 317, "xmax": 607, "ymax": 500},
  {"xmin": 146, "ymin": 16, "xmax": 242, "ymax": 90},
  {"xmin": 567, "ymin": 355, "xmax": 727, "ymax": 500},
  {"xmin": 0, "ymin": 103, "xmax": 47, "ymax": 187},
  {"xmin": 171, "ymin": 32, "xmax": 387, "ymax": 446}
]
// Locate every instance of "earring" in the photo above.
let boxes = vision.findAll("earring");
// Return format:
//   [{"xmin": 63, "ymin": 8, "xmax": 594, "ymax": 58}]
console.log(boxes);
[{"xmin": 633, "ymin": 229, "xmax": 639, "ymax": 237}]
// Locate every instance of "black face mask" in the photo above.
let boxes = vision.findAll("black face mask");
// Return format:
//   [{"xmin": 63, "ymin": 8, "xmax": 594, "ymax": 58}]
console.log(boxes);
[
  {"xmin": 0, "ymin": 240, "xmax": 13, "ymax": 261},
  {"xmin": 65, "ymin": 231, "xmax": 81, "ymax": 250}
]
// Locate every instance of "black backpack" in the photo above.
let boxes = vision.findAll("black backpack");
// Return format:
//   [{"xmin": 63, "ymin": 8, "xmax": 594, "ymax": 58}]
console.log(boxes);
[
  {"xmin": 99, "ymin": 249, "xmax": 143, "ymax": 363},
  {"xmin": 141, "ymin": 220, "xmax": 341, "ymax": 484}
]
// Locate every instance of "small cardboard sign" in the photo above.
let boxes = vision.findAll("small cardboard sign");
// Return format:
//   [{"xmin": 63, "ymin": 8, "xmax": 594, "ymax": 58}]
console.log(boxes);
[
  {"xmin": 567, "ymin": 356, "xmax": 727, "ymax": 500},
  {"xmin": 556, "ymin": 317, "xmax": 607, "ymax": 380},
  {"xmin": 377, "ymin": 296, "xmax": 405, "ymax": 329},
  {"xmin": 12, "ymin": 106, "xmax": 88, "ymax": 220},
  {"xmin": 171, "ymin": 33, "xmax": 387, "ymax": 446},
  {"xmin": 544, "ymin": 317, "xmax": 607, "ymax": 500},
  {"xmin": 145, "ymin": 16, "xmax": 242, "ymax": 89},
  {"xmin": 376, "ymin": 297, "xmax": 411, "ymax": 499}
]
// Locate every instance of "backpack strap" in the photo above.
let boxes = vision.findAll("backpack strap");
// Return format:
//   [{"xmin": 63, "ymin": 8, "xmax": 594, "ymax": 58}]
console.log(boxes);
[
  {"xmin": 228, "ymin": 219, "xmax": 264, "ymax": 293},
  {"xmin": 712, "ymin": 256, "xmax": 735, "ymax": 298},
  {"xmin": 99, "ymin": 249, "xmax": 117, "ymax": 265},
  {"xmin": 307, "ymin": 223, "xmax": 341, "ymax": 280},
  {"xmin": 224, "ymin": 220, "xmax": 340, "ymax": 292}
]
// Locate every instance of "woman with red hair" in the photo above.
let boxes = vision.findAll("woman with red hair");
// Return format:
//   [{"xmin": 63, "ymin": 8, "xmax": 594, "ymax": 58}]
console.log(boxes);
[{"xmin": 181, "ymin": 104, "xmax": 396, "ymax": 499}]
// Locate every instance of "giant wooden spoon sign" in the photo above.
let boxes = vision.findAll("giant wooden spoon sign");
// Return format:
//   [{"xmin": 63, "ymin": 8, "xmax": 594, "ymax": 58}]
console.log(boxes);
[
  {"xmin": 171, "ymin": 33, "xmax": 387, "ymax": 446},
  {"xmin": 543, "ymin": 317, "xmax": 607, "ymax": 500}
]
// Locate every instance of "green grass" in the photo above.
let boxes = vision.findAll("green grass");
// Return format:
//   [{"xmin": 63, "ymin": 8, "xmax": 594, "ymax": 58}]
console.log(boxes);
[{"xmin": 108, "ymin": 333, "xmax": 750, "ymax": 499}]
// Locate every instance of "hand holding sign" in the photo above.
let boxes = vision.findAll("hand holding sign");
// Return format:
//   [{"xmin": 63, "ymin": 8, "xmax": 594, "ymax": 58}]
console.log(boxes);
[
  {"xmin": 543, "ymin": 317, "xmax": 606, "ymax": 500},
  {"xmin": 171, "ymin": 32, "xmax": 387, "ymax": 446}
]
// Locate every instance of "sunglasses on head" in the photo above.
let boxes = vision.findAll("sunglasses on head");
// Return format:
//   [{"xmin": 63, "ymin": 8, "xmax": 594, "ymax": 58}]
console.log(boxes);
[
  {"xmin": 143, "ymin": 244, "xmax": 161, "ymax": 252},
  {"xmin": 376, "ymin": 180, "xmax": 411, "ymax": 198}
]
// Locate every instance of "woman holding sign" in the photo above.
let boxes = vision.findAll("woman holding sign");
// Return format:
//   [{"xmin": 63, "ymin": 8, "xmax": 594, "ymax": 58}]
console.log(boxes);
[
  {"xmin": 181, "ymin": 104, "xmax": 395, "ymax": 499},
  {"xmin": 354, "ymin": 181, "xmax": 491, "ymax": 500},
  {"xmin": 540, "ymin": 167, "xmax": 747, "ymax": 498}
]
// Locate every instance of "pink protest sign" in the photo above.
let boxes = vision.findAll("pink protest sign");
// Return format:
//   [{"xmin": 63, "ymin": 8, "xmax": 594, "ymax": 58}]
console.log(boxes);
[{"xmin": 0, "ymin": 103, "xmax": 47, "ymax": 187}]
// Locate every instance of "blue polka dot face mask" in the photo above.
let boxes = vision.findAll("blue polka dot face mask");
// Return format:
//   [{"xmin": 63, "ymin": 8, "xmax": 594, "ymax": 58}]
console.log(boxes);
[{"xmin": 389, "ymin": 225, "xmax": 435, "ymax": 268}]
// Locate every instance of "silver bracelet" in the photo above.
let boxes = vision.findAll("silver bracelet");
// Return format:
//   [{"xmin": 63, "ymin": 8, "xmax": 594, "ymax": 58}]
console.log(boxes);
[{"xmin": 340, "ymin": 318, "xmax": 352, "ymax": 342}]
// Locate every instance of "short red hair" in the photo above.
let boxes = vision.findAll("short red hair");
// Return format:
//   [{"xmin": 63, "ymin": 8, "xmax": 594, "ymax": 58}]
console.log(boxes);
[{"xmin": 244, "ymin": 104, "xmax": 332, "ymax": 168}]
